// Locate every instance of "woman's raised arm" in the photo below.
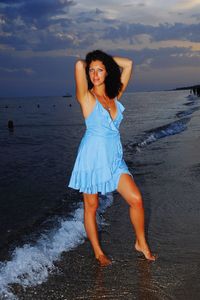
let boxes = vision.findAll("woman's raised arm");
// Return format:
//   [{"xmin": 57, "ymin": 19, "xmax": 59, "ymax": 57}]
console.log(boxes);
[
  {"xmin": 113, "ymin": 56, "xmax": 133, "ymax": 99},
  {"xmin": 75, "ymin": 60, "xmax": 88, "ymax": 103}
]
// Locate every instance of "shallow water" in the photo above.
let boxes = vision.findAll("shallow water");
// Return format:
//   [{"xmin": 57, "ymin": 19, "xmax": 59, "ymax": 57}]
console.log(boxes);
[{"xmin": 0, "ymin": 91, "xmax": 200, "ymax": 299}]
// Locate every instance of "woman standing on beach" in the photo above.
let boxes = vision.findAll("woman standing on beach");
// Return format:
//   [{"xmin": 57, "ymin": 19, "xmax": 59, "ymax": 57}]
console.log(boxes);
[{"xmin": 69, "ymin": 50, "xmax": 156, "ymax": 266}]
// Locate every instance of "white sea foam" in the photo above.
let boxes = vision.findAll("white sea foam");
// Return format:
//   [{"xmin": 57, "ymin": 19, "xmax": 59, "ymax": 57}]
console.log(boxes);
[
  {"xmin": 186, "ymin": 94, "xmax": 199, "ymax": 100},
  {"xmin": 137, "ymin": 118, "xmax": 189, "ymax": 149},
  {"xmin": 0, "ymin": 193, "xmax": 113, "ymax": 299}
]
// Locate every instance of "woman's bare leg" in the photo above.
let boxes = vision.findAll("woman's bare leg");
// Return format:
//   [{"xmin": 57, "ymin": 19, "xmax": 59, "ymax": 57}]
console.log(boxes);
[
  {"xmin": 117, "ymin": 174, "xmax": 156, "ymax": 261},
  {"xmin": 83, "ymin": 193, "xmax": 111, "ymax": 266}
]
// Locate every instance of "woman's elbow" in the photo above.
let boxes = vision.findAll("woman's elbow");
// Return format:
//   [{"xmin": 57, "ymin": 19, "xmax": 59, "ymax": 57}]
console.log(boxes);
[
  {"xmin": 75, "ymin": 60, "xmax": 86, "ymax": 70},
  {"xmin": 128, "ymin": 59, "xmax": 133, "ymax": 68}
]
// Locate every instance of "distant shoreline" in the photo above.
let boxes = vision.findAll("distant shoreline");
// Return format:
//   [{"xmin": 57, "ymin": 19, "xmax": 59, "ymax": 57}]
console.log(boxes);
[
  {"xmin": 174, "ymin": 84, "xmax": 200, "ymax": 91},
  {"xmin": 1, "ymin": 86, "xmax": 200, "ymax": 98}
]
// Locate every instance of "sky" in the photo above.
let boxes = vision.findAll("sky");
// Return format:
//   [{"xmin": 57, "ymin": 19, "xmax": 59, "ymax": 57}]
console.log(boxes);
[{"xmin": 1, "ymin": 0, "xmax": 200, "ymax": 97}]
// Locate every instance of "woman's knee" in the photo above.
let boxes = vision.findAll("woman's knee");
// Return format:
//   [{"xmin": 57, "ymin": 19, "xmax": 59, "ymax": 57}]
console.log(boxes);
[
  {"xmin": 129, "ymin": 190, "xmax": 143, "ymax": 209},
  {"xmin": 83, "ymin": 194, "xmax": 99, "ymax": 212},
  {"xmin": 84, "ymin": 201, "xmax": 99, "ymax": 212}
]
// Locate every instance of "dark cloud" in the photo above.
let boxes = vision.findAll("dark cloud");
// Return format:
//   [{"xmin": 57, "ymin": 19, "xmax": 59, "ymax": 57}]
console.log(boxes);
[
  {"xmin": 75, "ymin": 8, "xmax": 105, "ymax": 24},
  {"xmin": 109, "ymin": 46, "xmax": 200, "ymax": 72},
  {"xmin": 0, "ymin": 1, "xmax": 100, "ymax": 53},
  {"xmin": 20, "ymin": 0, "xmax": 71, "ymax": 18},
  {"xmin": 103, "ymin": 23, "xmax": 153, "ymax": 45},
  {"xmin": 95, "ymin": 8, "xmax": 104, "ymax": 14},
  {"xmin": 0, "ymin": 24, "xmax": 77, "ymax": 51},
  {"xmin": 0, "ymin": 0, "xmax": 21, "ymax": 3},
  {"xmin": 191, "ymin": 13, "xmax": 200, "ymax": 21},
  {"xmin": 0, "ymin": 0, "xmax": 77, "ymax": 51},
  {"xmin": 103, "ymin": 22, "xmax": 200, "ymax": 43},
  {"xmin": 0, "ymin": 0, "xmax": 76, "ymax": 28},
  {"xmin": 153, "ymin": 22, "xmax": 200, "ymax": 43}
]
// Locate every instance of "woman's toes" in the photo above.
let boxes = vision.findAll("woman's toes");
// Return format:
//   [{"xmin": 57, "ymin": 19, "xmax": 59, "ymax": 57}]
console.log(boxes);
[{"xmin": 96, "ymin": 254, "xmax": 112, "ymax": 267}]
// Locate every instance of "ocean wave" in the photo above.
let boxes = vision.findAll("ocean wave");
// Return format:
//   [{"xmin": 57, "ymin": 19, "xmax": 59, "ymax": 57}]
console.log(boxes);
[
  {"xmin": 128, "ymin": 117, "xmax": 190, "ymax": 151},
  {"xmin": 176, "ymin": 107, "xmax": 200, "ymax": 118},
  {"xmin": 0, "ymin": 193, "xmax": 113, "ymax": 299},
  {"xmin": 186, "ymin": 94, "xmax": 199, "ymax": 100}
]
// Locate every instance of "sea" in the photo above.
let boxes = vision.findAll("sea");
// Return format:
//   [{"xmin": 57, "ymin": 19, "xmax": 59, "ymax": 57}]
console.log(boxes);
[{"xmin": 0, "ymin": 90, "xmax": 200, "ymax": 299}]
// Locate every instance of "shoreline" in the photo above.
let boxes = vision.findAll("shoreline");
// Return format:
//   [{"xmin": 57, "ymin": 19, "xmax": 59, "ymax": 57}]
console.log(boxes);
[
  {"xmin": 1, "ymin": 91, "xmax": 200, "ymax": 299},
  {"xmin": 13, "ymin": 182, "xmax": 158, "ymax": 300}
]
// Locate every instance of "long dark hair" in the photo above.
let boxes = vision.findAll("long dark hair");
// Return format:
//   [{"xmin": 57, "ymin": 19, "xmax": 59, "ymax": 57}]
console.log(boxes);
[{"xmin": 85, "ymin": 50, "xmax": 123, "ymax": 99}]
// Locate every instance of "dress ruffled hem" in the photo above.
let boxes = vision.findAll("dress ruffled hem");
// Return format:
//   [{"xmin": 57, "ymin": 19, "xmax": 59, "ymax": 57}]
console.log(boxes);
[{"xmin": 68, "ymin": 166, "xmax": 132, "ymax": 195}]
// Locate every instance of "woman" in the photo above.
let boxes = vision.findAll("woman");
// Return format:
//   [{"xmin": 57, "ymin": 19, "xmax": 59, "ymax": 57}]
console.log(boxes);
[{"xmin": 69, "ymin": 50, "xmax": 156, "ymax": 266}]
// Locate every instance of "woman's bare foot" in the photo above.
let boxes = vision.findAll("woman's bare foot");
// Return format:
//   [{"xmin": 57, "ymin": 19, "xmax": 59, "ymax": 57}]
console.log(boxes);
[
  {"xmin": 135, "ymin": 240, "xmax": 156, "ymax": 261},
  {"xmin": 96, "ymin": 254, "xmax": 112, "ymax": 267}
]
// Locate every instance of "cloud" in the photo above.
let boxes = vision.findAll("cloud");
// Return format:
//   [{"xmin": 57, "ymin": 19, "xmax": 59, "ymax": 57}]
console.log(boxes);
[
  {"xmin": 191, "ymin": 13, "xmax": 200, "ymax": 21},
  {"xmin": 174, "ymin": 0, "xmax": 200, "ymax": 10},
  {"xmin": 21, "ymin": 0, "xmax": 72, "ymax": 16},
  {"xmin": 0, "ymin": 0, "xmax": 78, "ymax": 51},
  {"xmin": 0, "ymin": 2, "xmax": 106, "ymax": 53},
  {"xmin": 0, "ymin": 66, "xmax": 35, "ymax": 75},
  {"xmin": 0, "ymin": 0, "xmax": 76, "ymax": 29},
  {"xmin": 75, "ymin": 8, "xmax": 105, "ymax": 23},
  {"xmin": 103, "ymin": 21, "xmax": 200, "ymax": 44}
]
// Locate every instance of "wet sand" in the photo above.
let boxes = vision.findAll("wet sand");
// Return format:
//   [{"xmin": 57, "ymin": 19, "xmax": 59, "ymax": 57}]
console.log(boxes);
[
  {"xmin": 13, "ymin": 191, "xmax": 158, "ymax": 300},
  {"xmin": 13, "ymin": 101, "xmax": 200, "ymax": 300}
]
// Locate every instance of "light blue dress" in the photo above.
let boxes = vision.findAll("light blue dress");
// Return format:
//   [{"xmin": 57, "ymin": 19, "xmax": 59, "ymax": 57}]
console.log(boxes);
[{"xmin": 68, "ymin": 97, "xmax": 132, "ymax": 195}]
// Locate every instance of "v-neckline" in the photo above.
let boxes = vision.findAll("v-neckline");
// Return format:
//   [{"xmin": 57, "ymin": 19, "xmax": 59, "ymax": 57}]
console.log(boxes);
[
  {"xmin": 91, "ymin": 90, "xmax": 118, "ymax": 122},
  {"xmin": 96, "ymin": 98, "xmax": 118, "ymax": 122}
]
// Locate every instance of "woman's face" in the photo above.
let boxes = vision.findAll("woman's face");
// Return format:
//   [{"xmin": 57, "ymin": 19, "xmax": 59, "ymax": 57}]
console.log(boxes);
[{"xmin": 89, "ymin": 60, "xmax": 107, "ymax": 87}]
